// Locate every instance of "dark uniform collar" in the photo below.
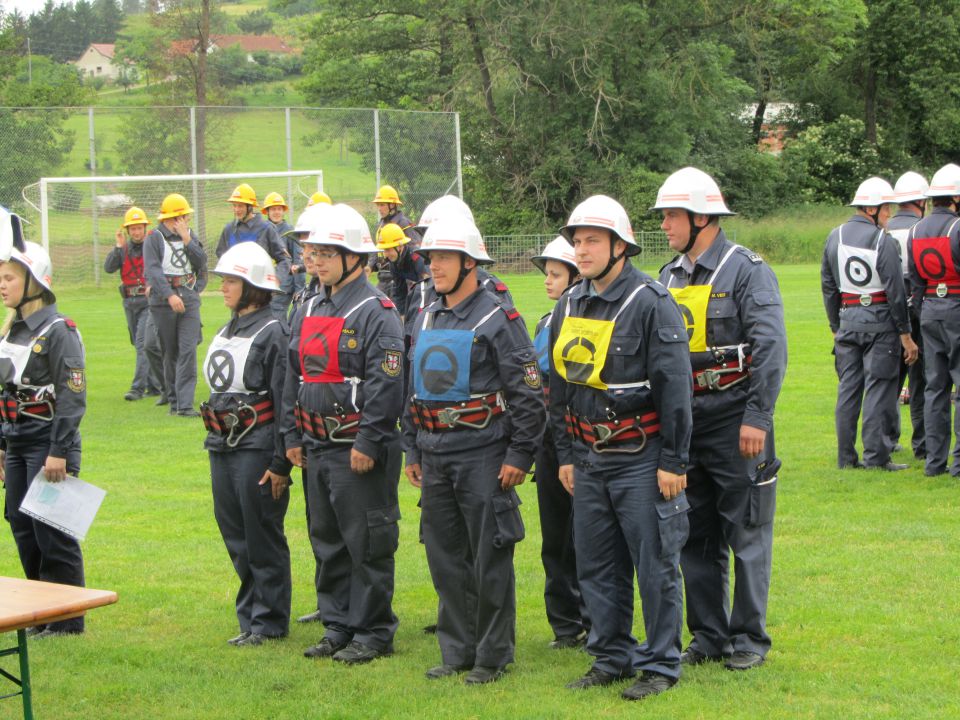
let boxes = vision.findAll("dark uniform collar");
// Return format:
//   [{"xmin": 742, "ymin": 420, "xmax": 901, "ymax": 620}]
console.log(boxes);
[
  {"xmin": 237, "ymin": 214, "xmax": 264, "ymax": 230},
  {"xmin": 18, "ymin": 303, "xmax": 58, "ymax": 331},
  {"xmin": 847, "ymin": 214, "xmax": 880, "ymax": 227},
  {"xmin": 671, "ymin": 230, "xmax": 731, "ymax": 278},
  {"xmin": 931, "ymin": 206, "xmax": 959, "ymax": 218},
  {"xmin": 429, "ymin": 283, "xmax": 487, "ymax": 320},
  {"xmin": 229, "ymin": 304, "xmax": 273, "ymax": 333},
  {"xmin": 892, "ymin": 210, "xmax": 921, "ymax": 220},
  {"xmin": 570, "ymin": 261, "xmax": 638, "ymax": 303}
]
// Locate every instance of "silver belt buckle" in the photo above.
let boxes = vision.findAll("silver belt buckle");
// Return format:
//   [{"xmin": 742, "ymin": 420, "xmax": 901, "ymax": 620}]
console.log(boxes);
[
  {"xmin": 937, "ymin": 283, "xmax": 948, "ymax": 298},
  {"xmin": 437, "ymin": 408, "xmax": 459, "ymax": 426},
  {"xmin": 859, "ymin": 294, "xmax": 872, "ymax": 307}
]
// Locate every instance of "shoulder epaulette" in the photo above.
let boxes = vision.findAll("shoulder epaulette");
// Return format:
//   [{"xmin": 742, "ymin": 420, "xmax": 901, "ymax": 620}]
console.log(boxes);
[
  {"xmin": 379, "ymin": 297, "xmax": 396, "ymax": 309},
  {"xmin": 501, "ymin": 306, "xmax": 521, "ymax": 321},
  {"xmin": 642, "ymin": 279, "xmax": 668, "ymax": 297},
  {"xmin": 64, "ymin": 318, "xmax": 78, "ymax": 330},
  {"xmin": 735, "ymin": 246, "xmax": 764, "ymax": 264}
]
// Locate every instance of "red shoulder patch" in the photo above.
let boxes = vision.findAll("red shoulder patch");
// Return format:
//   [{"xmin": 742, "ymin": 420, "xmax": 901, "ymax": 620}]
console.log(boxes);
[
  {"xmin": 494, "ymin": 281, "xmax": 508, "ymax": 292},
  {"xmin": 64, "ymin": 318, "xmax": 78, "ymax": 330},
  {"xmin": 503, "ymin": 307, "xmax": 520, "ymax": 321},
  {"xmin": 379, "ymin": 297, "xmax": 396, "ymax": 309}
]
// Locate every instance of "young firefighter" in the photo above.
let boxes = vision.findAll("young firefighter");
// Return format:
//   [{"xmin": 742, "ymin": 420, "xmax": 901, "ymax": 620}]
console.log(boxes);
[
  {"xmin": 404, "ymin": 218, "xmax": 545, "ymax": 685},
  {"xmin": 374, "ymin": 223, "xmax": 429, "ymax": 315},
  {"xmin": 530, "ymin": 237, "xmax": 588, "ymax": 649},
  {"xmin": 261, "ymin": 192, "xmax": 302, "ymax": 320},
  {"xmin": 282, "ymin": 204, "xmax": 405, "ymax": 664},
  {"xmin": 203, "ymin": 242, "xmax": 292, "ymax": 647},
  {"xmin": 549, "ymin": 195, "xmax": 692, "ymax": 701},
  {"xmin": 103, "ymin": 206, "xmax": 162, "ymax": 401},
  {"xmin": 0, "ymin": 239, "xmax": 88, "ymax": 637}
]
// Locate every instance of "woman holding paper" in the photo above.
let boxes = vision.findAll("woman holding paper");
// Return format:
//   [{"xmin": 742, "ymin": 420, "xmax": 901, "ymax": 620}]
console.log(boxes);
[
  {"xmin": 0, "ymin": 240, "xmax": 87, "ymax": 637},
  {"xmin": 201, "ymin": 242, "xmax": 292, "ymax": 647}
]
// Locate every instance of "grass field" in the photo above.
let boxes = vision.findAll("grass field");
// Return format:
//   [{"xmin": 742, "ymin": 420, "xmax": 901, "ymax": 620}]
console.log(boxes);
[{"xmin": 1, "ymin": 265, "xmax": 958, "ymax": 720}]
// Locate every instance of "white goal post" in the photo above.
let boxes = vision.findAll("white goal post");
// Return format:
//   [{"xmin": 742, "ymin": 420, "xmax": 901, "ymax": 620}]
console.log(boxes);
[{"xmin": 23, "ymin": 169, "xmax": 324, "ymax": 286}]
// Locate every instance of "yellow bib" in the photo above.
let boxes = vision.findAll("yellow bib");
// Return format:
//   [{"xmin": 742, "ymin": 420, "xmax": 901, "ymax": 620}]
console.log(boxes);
[
  {"xmin": 668, "ymin": 284, "xmax": 711, "ymax": 352},
  {"xmin": 553, "ymin": 316, "xmax": 615, "ymax": 389}
]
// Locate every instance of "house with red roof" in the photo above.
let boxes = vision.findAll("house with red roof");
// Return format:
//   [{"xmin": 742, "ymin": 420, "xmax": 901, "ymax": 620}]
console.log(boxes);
[{"xmin": 73, "ymin": 43, "xmax": 121, "ymax": 80}]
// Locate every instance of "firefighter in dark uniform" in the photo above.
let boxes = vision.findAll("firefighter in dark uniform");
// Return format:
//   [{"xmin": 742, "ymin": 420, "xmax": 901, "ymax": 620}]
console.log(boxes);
[
  {"xmin": 887, "ymin": 172, "xmax": 928, "ymax": 457},
  {"xmin": 548, "ymin": 195, "xmax": 692, "ymax": 701},
  {"xmin": 375, "ymin": 223, "xmax": 429, "ymax": 315},
  {"xmin": 144, "ymin": 193, "xmax": 208, "ymax": 417},
  {"xmin": 530, "ymin": 236, "xmax": 588, "ymax": 649},
  {"xmin": 104, "ymin": 206, "xmax": 163, "ymax": 401},
  {"xmin": 261, "ymin": 191, "xmax": 300, "ymax": 320},
  {"xmin": 0, "ymin": 239, "xmax": 87, "ymax": 637},
  {"xmin": 370, "ymin": 184, "xmax": 420, "ymax": 297},
  {"xmin": 203, "ymin": 242, "xmax": 292, "ymax": 647},
  {"xmin": 404, "ymin": 218, "xmax": 546, "ymax": 685},
  {"xmin": 907, "ymin": 163, "xmax": 960, "ymax": 477},
  {"xmin": 282, "ymin": 203, "xmax": 405, "ymax": 664},
  {"xmin": 216, "ymin": 184, "xmax": 291, "ymax": 317},
  {"xmin": 822, "ymin": 177, "xmax": 918, "ymax": 470},
  {"xmin": 654, "ymin": 167, "xmax": 787, "ymax": 672}
]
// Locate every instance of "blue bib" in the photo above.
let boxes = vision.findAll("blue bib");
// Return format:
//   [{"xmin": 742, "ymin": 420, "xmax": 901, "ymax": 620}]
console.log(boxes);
[
  {"xmin": 413, "ymin": 328, "xmax": 474, "ymax": 401},
  {"xmin": 534, "ymin": 325, "xmax": 551, "ymax": 374},
  {"xmin": 228, "ymin": 228, "xmax": 260, "ymax": 248}
]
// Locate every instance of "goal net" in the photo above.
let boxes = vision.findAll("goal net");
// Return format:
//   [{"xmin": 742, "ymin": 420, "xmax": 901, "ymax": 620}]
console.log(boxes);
[{"xmin": 21, "ymin": 170, "xmax": 324, "ymax": 287}]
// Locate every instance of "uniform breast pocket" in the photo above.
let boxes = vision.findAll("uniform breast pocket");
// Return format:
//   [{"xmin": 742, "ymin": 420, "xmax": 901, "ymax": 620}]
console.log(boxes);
[
  {"xmin": 606, "ymin": 334, "xmax": 644, "ymax": 381},
  {"xmin": 337, "ymin": 333, "xmax": 364, "ymax": 375},
  {"xmin": 707, "ymin": 297, "xmax": 740, "ymax": 345}
]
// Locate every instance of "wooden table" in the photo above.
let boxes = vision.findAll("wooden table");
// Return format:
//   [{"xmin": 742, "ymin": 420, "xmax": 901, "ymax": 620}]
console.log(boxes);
[{"xmin": 0, "ymin": 577, "xmax": 117, "ymax": 720}]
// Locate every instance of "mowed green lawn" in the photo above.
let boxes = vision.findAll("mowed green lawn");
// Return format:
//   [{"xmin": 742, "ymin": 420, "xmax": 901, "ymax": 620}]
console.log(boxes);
[{"xmin": 1, "ymin": 264, "xmax": 958, "ymax": 720}]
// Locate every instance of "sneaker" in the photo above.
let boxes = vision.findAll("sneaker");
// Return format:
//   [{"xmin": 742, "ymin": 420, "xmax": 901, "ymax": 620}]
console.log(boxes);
[
  {"xmin": 227, "ymin": 631, "xmax": 251, "ymax": 646},
  {"xmin": 297, "ymin": 610, "xmax": 323, "ymax": 624},
  {"xmin": 177, "ymin": 408, "xmax": 201, "ymax": 418},
  {"xmin": 463, "ymin": 665, "xmax": 506, "ymax": 685},
  {"xmin": 332, "ymin": 640, "xmax": 393, "ymax": 665},
  {"xmin": 724, "ymin": 651, "xmax": 765, "ymax": 671},
  {"xmin": 124, "ymin": 389, "xmax": 144, "ymax": 401},
  {"xmin": 566, "ymin": 667, "xmax": 633, "ymax": 689},
  {"xmin": 425, "ymin": 663, "xmax": 472, "ymax": 679},
  {"xmin": 680, "ymin": 645, "xmax": 722, "ymax": 665},
  {"xmin": 621, "ymin": 671, "xmax": 677, "ymax": 701},
  {"xmin": 155, "ymin": 396, "xmax": 170, "ymax": 407}
]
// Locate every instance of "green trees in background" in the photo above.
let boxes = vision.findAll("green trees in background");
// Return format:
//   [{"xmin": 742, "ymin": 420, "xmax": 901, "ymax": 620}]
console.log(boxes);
[{"xmin": 299, "ymin": 0, "xmax": 960, "ymax": 232}]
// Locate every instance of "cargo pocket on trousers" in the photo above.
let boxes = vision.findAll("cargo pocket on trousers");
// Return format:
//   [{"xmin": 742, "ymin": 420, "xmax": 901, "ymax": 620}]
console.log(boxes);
[
  {"xmin": 656, "ymin": 493, "xmax": 690, "ymax": 559},
  {"xmin": 492, "ymin": 490, "xmax": 525, "ymax": 549},
  {"xmin": 366, "ymin": 505, "xmax": 401, "ymax": 561},
  {"xmin": 748, "ymin": 477, "xmax": 778, "ymax": 529}
]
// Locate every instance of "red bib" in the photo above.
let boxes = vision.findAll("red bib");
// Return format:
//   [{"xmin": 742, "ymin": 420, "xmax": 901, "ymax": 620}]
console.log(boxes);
[
  {"xmin": 299, "ymin": 316, "xmax": 346, "ymax": 383},
  {"xmin": 911, "ymin": 236, "xmax": 960, "ymax": 284}
]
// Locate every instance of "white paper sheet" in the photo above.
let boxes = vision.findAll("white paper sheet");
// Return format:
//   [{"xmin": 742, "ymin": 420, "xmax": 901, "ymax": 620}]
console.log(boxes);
[{"xmin": 19, "ymin": 471, "xmax": 106, "ymax": 541}]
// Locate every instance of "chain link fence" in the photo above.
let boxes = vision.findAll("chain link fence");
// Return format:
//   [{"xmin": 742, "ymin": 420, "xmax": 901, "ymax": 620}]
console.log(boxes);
[
  {"xmin": 485, "ymin": 231, "xmax": 678, "ymax": 274},
  {"xmin": 1, "ymin": 105, "xmax": 462, "ymax": 285}
]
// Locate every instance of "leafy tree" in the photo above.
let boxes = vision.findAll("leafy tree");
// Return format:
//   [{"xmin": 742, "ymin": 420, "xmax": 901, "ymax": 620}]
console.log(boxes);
[{"xmin": 236, "ymin": 8, "xmax": 273, "ymax": 35}]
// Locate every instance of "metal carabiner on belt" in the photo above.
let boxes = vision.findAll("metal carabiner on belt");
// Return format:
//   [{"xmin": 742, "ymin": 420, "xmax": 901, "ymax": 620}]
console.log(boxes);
[
  {"xmin": 592, "ymin": 421, "xmax": 647, "ymax": 454},
  {"xmin": 323, "ymin": 415, "xmax": 360, "ymax": 443},
  {"xmin": 436, "ymin": 400, "xmax": 493, "ymax": 430},
  {"xmin": 224, "ymin": 401, "xmax": 258, "ymax": 448}
]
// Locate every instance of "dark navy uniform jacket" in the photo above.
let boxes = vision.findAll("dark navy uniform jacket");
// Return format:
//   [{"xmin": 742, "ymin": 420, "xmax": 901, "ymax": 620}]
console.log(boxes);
[
  {"xmin": 822, "ymin": 214, "xmax": 911, "ymax": 335},
  {"xmin": 907, "ymin": 207, "xmax": 960, "ymax": 320},
  {"xmin": 216, "ymin": 213, "xmax": 292, "ymax": 280},
  {"xmin": 0, "ymin": 305, "xmax": 85, "ymax": 456},
  {"xmin": 377, "ymin": 210, "xmax": 421, "ymax": 244},
  {"xmin": 403, "ymin": 269, "xmax": 513, "ymax": 340},
  {"xmin": 385, "ymin": 246, "xmax": 429, "ymax": 315},
  {"xmin": 281, "ymin": 273, "xmax": 405, "ymax": 459},
  {"xmin": 661, "ymin": 232, "xmax": 787, "ymax": 432},
  {"xmin": 402, "ymin": 285, "xmax": 546, "ymax": 472},
  {"xmin": 203, "ymin": 305, "xmax": 293, "ymax": 476},
  {"xmin": 548, "ymin": 262, "xmax": 692, "ymax": 475},
  {"xmin": 143, "ymin": 224, "xmax": 208, "ymax": 306},
  {"xmin": 272, "ymin": 220, "xmax": 304, "ymax": 296}
]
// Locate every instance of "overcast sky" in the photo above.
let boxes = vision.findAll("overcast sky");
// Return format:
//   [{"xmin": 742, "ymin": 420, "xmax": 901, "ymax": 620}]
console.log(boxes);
[{"xmin": 1, "ymin": 0, "xmax": 55, "ymax": 17}]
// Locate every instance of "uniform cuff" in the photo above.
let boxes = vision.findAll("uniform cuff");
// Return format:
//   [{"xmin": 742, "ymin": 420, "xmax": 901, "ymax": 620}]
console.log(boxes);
[
  {"xmin": 741, "ymin": 410, "xmax": 773, "ymax": 433},
  {"xmin": 270, "ymin": 455, "xmax": 293, "ymax": 476},
  {"xmin": 658, "ymin": 453, "xmax": 688, "ymax": 475},
  {"xmin": 503, "ymin": 448, "xmax": 534, "ymax": 473},
  {"xmin": 352, "ymin": 434, "xmax": 379, "ymax": 461},
  {"xmin": 404, "ymin": 447, "xmax": 421, "ymax": 468}
]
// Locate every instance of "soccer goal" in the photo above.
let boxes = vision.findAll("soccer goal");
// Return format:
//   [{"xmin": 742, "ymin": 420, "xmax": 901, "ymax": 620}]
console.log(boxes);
[{"xmin": 22, "ymin": 169, "xmax": 324, "ymax": 286}]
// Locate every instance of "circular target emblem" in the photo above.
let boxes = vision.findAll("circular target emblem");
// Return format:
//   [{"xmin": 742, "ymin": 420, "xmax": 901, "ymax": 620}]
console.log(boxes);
[
  {"xmin": 302, "ymin": 332, "xmax": 331, "ymax": 376},
  {"xmin": 420, "ymin": 346, "xmax": 459, "ymax": 395},
  {"xmin": 207, "ymin": 350, "xmax": 235, "ymax": 392},
  {"xmin": 561, "ymin": 337, "xmax": 597, "ymax": 384},
  {"xmin": 678, "ymin": 304, "xmax": 695, "ymax": 341},
  {"xmin": 843, "ymin": 256, "xmax": 873, "ymax": 287},
  {"xmin": 918, "ymin": 247, "xmax": 947, "ymax": 280}
]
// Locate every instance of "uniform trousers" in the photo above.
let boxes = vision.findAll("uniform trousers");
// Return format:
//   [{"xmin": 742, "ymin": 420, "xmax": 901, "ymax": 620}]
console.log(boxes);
[
  {"xmin": 680, "ymin": 420, "xmax": 777, "ymax": 658},
  {"xmin": 123, "ymin": 299, "xmax": 161, "ymax": 394},
  {"xmin": 571, "ymin": 439, "xmax": 688, "ymax": 680},
  {"xmin": 151, "ymin": 293, "xmax": 201, "ymax": 411},
  {"xmin": 210, "ymin": 448, "xmax": 291, "ymax": 637},
  {"xmin": 533, "ymin": 431, "xmax": 587, "ymax": 639},
  {"xmin": 3, "ymin": 440, "xmax": 84, "ymax": 632},
  {"xmin": 920, "ymin": 316, "xmax": 960, "ymax": 475},
  {"xmin": 421, "ymin": 439, "xmax": 524, "ymax": 668},
  {"xmin": 143, "ymin": 311, "xmax": 166, "ymax": 395},
  {"xmin": 304, "ymin": 441, "xmax": 401, "ymax": 651},
  {"xmin": 833, "ymin": 330, "xmax": 900, "ymax": 467}
]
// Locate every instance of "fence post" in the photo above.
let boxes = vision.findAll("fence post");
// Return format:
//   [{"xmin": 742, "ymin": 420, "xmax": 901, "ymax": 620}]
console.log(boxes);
[
  {"xmin": 373, "ymin": 108, "xmax": 381, "ymax": 190},
  {"xmin": 189, "ymin": 107, "xmax": 205, "ymax": 244},
  {"xmin": 454, "ymin": 112, "xmax": 463, "ymax": 198},
  {"xmin": 39, "ymin": 179, "xmax": 49, "ymax": 252},
  {"xmin": 88, "ymin": 107, "xmax": 100, "ymax": 286},
  {"xmin": 285, "ymin": 107, "xmax": 294, "ymax": 214}
]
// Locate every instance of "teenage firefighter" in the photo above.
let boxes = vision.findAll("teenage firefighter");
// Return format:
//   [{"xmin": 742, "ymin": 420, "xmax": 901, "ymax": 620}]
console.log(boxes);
[
  {"xmin": 549, "ymin": 195, "xmax": 692, "ymax": 701},
  {"xmin": 203, "ymin": 242, "xmax": 292, "ymax": 647},
  {"xmin": 144, "ymin": 193, "xmax": 207, "ymax": 417},
  {"xmin": 282, "ymin": 203, "xmax": 405, "ymax": 664},
  {"xmin": 104, "ymin": 206, "xmax": 163, "ymax": 401},
  {"xmin": 261, "ymin": 191, "xmax": 301, "ymax": 320},
  {"xmin": 654, "ymin": 167, "xmax": 787, "ymax": 672},
  {"xmin": 404, "ymin": 218, "xmax": 545, "ymax": 685},
  {"xmin": 0, "ymin": 239, "xmax": 88, "ymax": 637},
  {"xmin": 822, "ymin": 177, "xmax": 918, "ymax": 470},
  {"xmin": 375, "ymin": 223, "xmax": 429, "ymax": 315},
  {"xmin": 530, "ymin": 236, "xmax": 588, "ymax": 649}
]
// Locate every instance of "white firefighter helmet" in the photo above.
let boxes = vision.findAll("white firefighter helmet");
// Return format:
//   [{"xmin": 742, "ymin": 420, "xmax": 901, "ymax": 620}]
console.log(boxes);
[
  {"xmin": 414, "ymin": 195, "xmax": 475, "ymax": 233},
  {"xmin": 651, "ymin": 167, "xmax": 735, "ymax": 216},
  {"xmin": 9, "ymin": 241, "xmax": 53, "ymax": 292},
  {"xmin": 304, "ymin": 203, "xmax": 377, "ymax": 254},
  {"xmin": 560, "ymin": 195, "xmax": 640, "ymax": 257},
  {"xmin": 531, "ymin": 235, "xmax": 577, "ymax": 274},
  {"xmin": 924, "ymin": 164, "xmax": 960, "ymax": 198},
  {"xmin": 849, "ymin": 177, "xmax": 895, "ymax": 207},
  {"xmin": 893, "ymin": 171, "xmax": 929, "ymax": 203},
  {"xmin": 213, "ymin": 242, "xmax": 279, "ymax": 292},
  {"xmin": 419, "ymin": 217, "xmax": 494, "ymax": 265}
]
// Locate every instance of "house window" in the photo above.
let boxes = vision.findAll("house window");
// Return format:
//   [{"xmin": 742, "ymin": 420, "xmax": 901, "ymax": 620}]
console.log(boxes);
[{"xmin": 96, "ymin": 66, "xmax": 102, "ymax": 73}]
